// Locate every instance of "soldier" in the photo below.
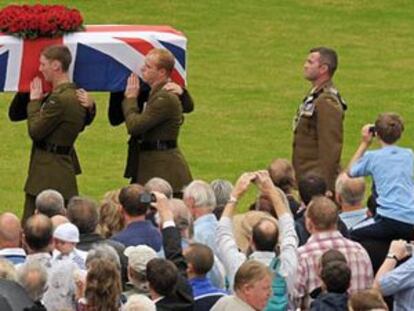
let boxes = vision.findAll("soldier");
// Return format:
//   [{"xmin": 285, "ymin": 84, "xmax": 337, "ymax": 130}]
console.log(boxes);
[
  {"xmin": 122, "ymin": 48, "xmax": 192, "ymax": 197},
  {"xmin": 22, "ymin": 45, "xmax": 91, "ymax": 223},
  {"xmin": 292, "ymin": 47, "xmax": 347, "ymax": 192},
  {"xmin": 108, "ymin": 69, "xmax": 194, "ymax": 185}
]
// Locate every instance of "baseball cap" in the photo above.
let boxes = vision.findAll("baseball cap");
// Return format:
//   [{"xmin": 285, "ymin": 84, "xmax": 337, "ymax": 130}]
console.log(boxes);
[
  {"xmin": 53, "ymin": 222, "xmax": 80, "ymax": 243},
  {"xmin": 124, "ymin": 245, "xmax": 157, "ymax": 273}
]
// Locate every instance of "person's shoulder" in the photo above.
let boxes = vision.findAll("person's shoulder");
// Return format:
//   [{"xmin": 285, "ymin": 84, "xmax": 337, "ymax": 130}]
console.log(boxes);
[{"xmin": 316, "ymin": 83, "xmax": 346, "ymax": 111}]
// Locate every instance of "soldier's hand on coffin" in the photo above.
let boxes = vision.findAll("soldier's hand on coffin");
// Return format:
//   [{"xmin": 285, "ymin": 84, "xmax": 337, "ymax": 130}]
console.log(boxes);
[
  {"xmin": 29, "ymin": 77, "xmax": 43, "ymax": 101},
  {"xmin": 124, "ymin": 73, "xmax": 140, "ymax": 99},
  {"xmin": 163, "ymin": 82, "xmax": 183, "ymax": 96},
  {"xmin": 76, "ymin": 88, "xmax": 95, "ymax": 110}
]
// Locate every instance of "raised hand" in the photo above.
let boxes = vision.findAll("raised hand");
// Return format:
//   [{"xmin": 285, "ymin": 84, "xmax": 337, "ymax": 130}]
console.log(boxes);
[
  {"xmin": 30, "ymin": 77, "xmax": 43, "ymax": 101},
  {"xmin": 124, "ymin": 73, "xmax": 140, "ymax": 99}
]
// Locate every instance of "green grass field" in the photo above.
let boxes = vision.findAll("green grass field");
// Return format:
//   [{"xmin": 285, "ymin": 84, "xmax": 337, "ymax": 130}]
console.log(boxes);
[{"xmin": 1, "ymin": 0, "xmax": 414, "ymax": 216}]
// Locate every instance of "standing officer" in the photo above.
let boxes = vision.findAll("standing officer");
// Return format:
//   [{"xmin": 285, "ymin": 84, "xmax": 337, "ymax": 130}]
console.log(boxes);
[
  {"xmin": 292, "ymin": 47, "xmax": 347, "ymax": 192},
  {"xmin": 122, "ymin": 48, "xmax": 192, "ymax": 197},
  {"xmin": 23, "ymin": 45, "xmax": 90, "ymax": 222}
]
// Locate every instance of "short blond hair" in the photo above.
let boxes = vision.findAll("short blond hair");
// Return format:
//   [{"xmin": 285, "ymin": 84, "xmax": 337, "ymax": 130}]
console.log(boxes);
[
  {"xmin": 148, "ymin": 48, "xmax": 175, "ymax": 75},
  {"xmin": 234, "ymin": 260, "xmax": 272, "ymax": 292}
]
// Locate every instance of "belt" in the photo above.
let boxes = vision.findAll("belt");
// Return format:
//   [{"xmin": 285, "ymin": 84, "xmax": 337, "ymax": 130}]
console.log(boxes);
[
  {"xmin": 139, "ymin": 140, "xmax": 177, "ymax": 151},
  {"xmin": 34, "ymin": 141, "xmax": 73, "ymax": 155}
]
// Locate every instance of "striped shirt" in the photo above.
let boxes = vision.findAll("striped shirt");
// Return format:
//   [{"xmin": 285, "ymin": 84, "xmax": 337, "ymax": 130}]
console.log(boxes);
[{"xmin": 293, "ymin": 231, "xmax": 373, "ymax": 309}]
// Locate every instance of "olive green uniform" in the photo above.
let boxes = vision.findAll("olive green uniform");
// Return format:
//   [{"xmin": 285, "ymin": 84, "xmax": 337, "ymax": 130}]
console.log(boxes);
[
  {"xmin": 122, "ymin": 82, "xmax": 192, "ymax": 193},
  {"xmin": 23, "ymin": 83, "xmax": 87, "ymax": 221},
  {"xmin": 292, "ymin": 80, "xmax": 347, "ymax": 192}
]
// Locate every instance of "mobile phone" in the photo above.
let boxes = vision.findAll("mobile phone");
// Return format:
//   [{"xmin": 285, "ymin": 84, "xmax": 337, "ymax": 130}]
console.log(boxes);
[{"xmin": 406, "ymin": 243, "xmax": 413, "ymax": 255}]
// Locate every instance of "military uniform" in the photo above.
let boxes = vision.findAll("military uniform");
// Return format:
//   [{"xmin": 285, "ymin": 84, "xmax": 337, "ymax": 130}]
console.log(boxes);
[
  {"xmin": 292, "ymin": 80, "xmax": 347, "ymax": 192},
  {"xmin": 109, "ymin": 84, "xmax": 194, "ymax": 182},
  {"xmin": 23, "ymin": 83, "xmax": 87, "ymax": 221},
  {"xmin": 122, "ymin": 82, "xmax": 192, "ymax": 194}
]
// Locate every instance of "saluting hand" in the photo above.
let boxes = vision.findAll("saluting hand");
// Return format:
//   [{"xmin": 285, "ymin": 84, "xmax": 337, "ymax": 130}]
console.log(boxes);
[
  {"xmin": 124, "ymin": 73, "xmax": 140, "ymax": 99},
  {"xmin": 29, "ymin": 77, "xmax": 43, "ymax": 101},
  {"xmin": 163, "ymin": 82, "xmax": 183, "ymax": 96},
  {"xmin": 76, "ymin": 89, "xmax": 95, "ymax": 110}
]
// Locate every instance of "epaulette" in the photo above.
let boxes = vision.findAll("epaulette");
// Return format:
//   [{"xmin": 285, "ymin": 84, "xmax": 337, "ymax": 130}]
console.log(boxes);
[{"xmin": 323, "ymin": 86, "xmax": 347, "ymax": 111}]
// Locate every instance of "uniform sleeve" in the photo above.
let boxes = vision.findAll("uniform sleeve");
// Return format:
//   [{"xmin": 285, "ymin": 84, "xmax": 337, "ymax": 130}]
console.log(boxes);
[
  {"xmin": 27, "ymin": 95, "xmax": 65, "ymax": 141},
  {"xmin": 9, "ymin": 92, "xmax": 30, "ymax": 121},
  {"xmin": 122, "ymin": 94, "xmax": 176, "ymax": 136},
  {"xmin": 179, "ymin": 89, "xmax": 194, "ymax": 113},
  {"xmin": 316, "ymin": 95, "xmax": 344, "ymax": 190}
]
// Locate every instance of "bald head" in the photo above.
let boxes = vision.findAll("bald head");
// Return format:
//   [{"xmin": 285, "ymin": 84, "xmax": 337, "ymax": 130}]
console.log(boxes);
[
  {"xmin": 335, "ymin": 173, "xmax": 365, "ymax": 207},
  {"xmin": 0, "ymin": 213, "xmax": 21, "ymax": 248},
  {"xmin": 23, "ymin": 214, "xmax": 53, "ymax": 253},
  {"xmin": 252, "ymin": 218, "xmax": 278, "ymax": 251}
]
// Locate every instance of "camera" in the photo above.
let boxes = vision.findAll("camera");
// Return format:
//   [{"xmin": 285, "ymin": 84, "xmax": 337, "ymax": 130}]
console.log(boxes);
[
  {"xmin": 139, "ymin": 192, "xmax": 156, "ymax": 204},
  {"xmin": 368, "ymin": 126, "xmax": 376, "ymax": 136}
]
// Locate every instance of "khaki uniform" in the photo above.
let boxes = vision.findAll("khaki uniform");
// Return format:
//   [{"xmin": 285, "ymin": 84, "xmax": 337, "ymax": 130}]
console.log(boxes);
[
  {"xmin": 122, "ymin": 82, "xmax": 192, "ymax": 193},
  {"xmin": 23, "ymin": 83, "xmax": 87, "ymax": 220},
  {"xmin": 292, "ymin": 80, "xmax": 346, "ymax": 192}
]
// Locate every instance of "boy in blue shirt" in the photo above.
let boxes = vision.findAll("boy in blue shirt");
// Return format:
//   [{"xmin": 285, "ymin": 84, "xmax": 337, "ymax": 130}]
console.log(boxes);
[{"xmin": 348, "ymin": 112, "xmax": 414, "ymax": 240}]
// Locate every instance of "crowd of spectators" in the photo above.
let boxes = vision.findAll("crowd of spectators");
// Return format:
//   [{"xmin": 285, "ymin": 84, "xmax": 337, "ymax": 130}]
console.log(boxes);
[{"xmin": 0, "ymin": 112, "xmax": 413, "ymax": 311}]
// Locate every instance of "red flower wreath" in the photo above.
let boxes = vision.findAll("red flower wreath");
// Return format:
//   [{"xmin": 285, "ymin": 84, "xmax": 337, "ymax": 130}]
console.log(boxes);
[{"xmin": 0, "ymin": 4, "xmax": 84, "ymax": 39}]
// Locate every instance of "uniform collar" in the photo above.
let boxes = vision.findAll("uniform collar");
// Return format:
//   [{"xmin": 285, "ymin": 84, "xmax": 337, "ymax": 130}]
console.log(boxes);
[
  {"xmin": 149, "ymin": 81, "xmax": 168, "ymax": 97},
  {"xmin": 53, "ymin": 82, "xmax": 76, "ymax": 93}
]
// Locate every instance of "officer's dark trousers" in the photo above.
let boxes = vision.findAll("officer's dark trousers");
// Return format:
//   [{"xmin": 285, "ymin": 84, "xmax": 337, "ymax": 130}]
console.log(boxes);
[{"xmin": 22, "ymin": 193, "xmax": 36, "ymax": 225}]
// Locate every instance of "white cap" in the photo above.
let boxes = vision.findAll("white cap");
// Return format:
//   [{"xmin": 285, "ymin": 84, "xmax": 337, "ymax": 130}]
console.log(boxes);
[
  {"xmin": 124, "ymin": 245, "xmax": 157, "ymax": 272},
  {"xmin": 53, "ymin": 222, "xmax": 79, "ymax": 243}
]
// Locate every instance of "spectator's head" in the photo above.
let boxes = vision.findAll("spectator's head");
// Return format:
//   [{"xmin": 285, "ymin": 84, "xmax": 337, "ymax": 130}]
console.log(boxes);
[
  {"xmin": 119, "ymin": 184, "xmax": 148, "ymax": 217},
  {"xmin": 169, "ymin": 199, "xmax": 192, "ymax": 238},
  {"xmin": 233, "ymin": 211, "xmax": 278, "ymax": 253},
  {"xmin": 305, "ymin": 196, "xmax": 338, "ymax": 234},
  {"xmin": 298, "ymin": 174, "xmax": 327, "ymax": 206},
  {"xmin": 124, "ymin": 245, "xmax": 157, "ymax": 292},
  {"xmin": 17, "ymin": 260, "xmax": 48, "ymax": 302},
  {"xmin": 268, "ymin": 158, "xmax": 296, "ymax": 194},
  {"xmin": 40, "ymin": 44, "xmax": 72, "ymax": 77},
  {"xmin": 375, "ymin": 112, "xmax": 404, "ymax": 145},
  {"xmin": 35, "ymin": 189, "xmax": 65, "ymax": 217},
  {"xmin": 146, "ymin": 258, "xmax": 178, "ymax": 298},
  {"xmin": 85, "ymin": 258, "xmax": 122, "ymax": 311},
  {"xmin": 321, "ymin": 260, "xmax": 351, "ymax": 294},
  {"xmin": 142, "ymin": 48, "xmax": 175, "ymax": 86},
  {"xmin": 86, "ymin": 244, "xmax": 121, "ymax": 271},
  {"xmin": 305, "ymin": 47, "xmax": 338, "ymax": 81},
  {"xmin": 67, "ymin": 196, "xmax": 99, "ymax": 234},
  {"xmin": 251, "ymin": 218, "xmax": 278, "ymax": 252},
  {"xmin": 0, "ymin": 257, "xmax": 17, "ymax": 281},
  {"xmin": 183, "ymin": 180, "xmax": 216, "ymax": 219},
  {"xmin": 233, "ymin": 260, "xmax": 272, "ymax": 310},
  {"xmin": 53, "ymin": 222, "xmax": 79, "ymax": 255},
  {"xmin": 210, "ymin": 179, "xmax": 233, "ymax": 219},
  {"xmin": 183, "ymin": 243, "xmax": 214, "ymax": 278},
  {"xmin": 124, "ymin": 294, "xmax": 156, "ymax": 311},
  {"xmin": 23, "ymin": 214, "xmax": 53, "ymax": 253},
  {"xmin": 348, "ymin": 288, "xmax": 388, "ymax": 311},
  {"xmin": 249, "ymin": 193, "xmax": 277, "ymax": 219},
  {"xmin": 145, "ymin": 178, "xmax": 173, "ymax": 199},
  {"xmin": 320, "ymin": 249, "xmax": 347, "ymax": 268},
  {"xmin": 50, "ymin": 214, "xmax": 69, "ymax": 229},
  {"xmin": 0, "ymin": 212, "xmax": 22, "ymax": 249},
  {"xmin": 97, "ymin": 189, "xmax": 125, "ymax": 239},
  {"xmin": 335, "ymin": 173, "xmax": 365, "ymax": 209}
]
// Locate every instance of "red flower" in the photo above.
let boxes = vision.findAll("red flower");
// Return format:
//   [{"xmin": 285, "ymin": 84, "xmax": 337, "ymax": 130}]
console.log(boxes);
[{"xmin": 0, "ymin": 4, "xmax": 83, "ymax": 39}]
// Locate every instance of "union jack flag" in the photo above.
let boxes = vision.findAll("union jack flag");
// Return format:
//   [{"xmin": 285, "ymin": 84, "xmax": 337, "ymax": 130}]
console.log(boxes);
[{"xmin": 0, "ymin": 25, "xmax": 187, "ymax": 92}]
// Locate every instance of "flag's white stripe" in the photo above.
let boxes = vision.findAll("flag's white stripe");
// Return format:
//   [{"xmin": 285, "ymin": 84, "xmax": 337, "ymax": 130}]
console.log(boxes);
[{"xmin": 2, "ymin": 37, "xmax": 22, "ymax": 91}]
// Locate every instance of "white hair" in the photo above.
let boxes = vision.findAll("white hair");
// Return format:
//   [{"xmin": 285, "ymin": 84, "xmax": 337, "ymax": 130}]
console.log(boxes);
[
  {"xmin": 183, "ymin": 180, "xmax": 216, "ymax": 211},
  {"xmin": 124, "ymin": 294, "xmax": 156, "ymax": 311},
  {"xmin": 17, "ymin": 260, "xmax": 48, "ymax": 301}
]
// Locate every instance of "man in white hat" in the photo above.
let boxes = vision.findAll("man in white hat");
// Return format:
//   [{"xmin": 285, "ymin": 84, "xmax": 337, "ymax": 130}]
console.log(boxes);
[
  {"xmin": 123, "ymin": 245, "xmax": 158, "ymax": 299},
  {"xmin": 52, "ymin": 222, "xmax": 87, "ymax": 270}
]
